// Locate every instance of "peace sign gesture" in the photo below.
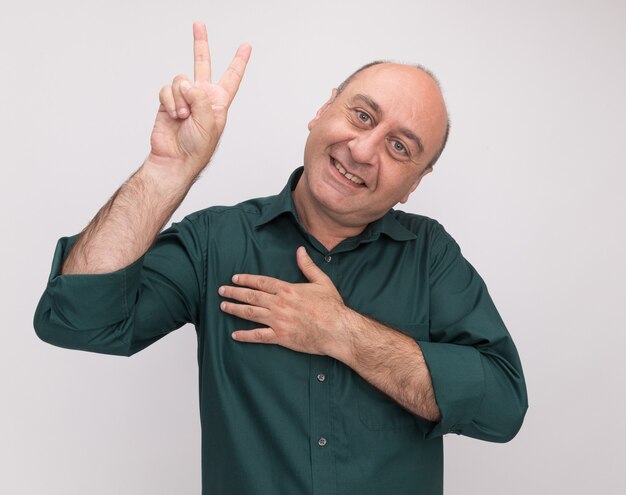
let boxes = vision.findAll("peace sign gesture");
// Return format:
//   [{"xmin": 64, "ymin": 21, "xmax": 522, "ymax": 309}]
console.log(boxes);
[{"xmin": 148, "ymin": 22, "xmax": 251, "ymax": 178}]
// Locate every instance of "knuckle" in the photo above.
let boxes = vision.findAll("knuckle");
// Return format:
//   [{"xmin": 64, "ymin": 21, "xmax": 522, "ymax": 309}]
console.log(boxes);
[
  {"xmin": 173, "ymin": 86, "xmax": 185, "ymax": 99},
  {"xmin": 159, "ymin": 92, "xmax": 173, "ymax": 107},
  {"xmin": 244, "ymin": 306, "xmax": 255, "ymax": 319},
  {"xmin": 173, "ymin": 74, "xmax": 188, "ymax": 83},
  {"xmin": 159, "ymin": 85, "xmax": 171, "ymax": 97},
  {"xmin": 226, "ymin": 66, "xmax": 242, "ymax": 77},
  {"xmin": 245, "ymin": 290, "xmax": 257, "ymax": 305}
]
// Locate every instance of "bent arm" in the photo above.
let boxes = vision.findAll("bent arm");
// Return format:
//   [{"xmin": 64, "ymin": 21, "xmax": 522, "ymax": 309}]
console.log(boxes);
[
  {"xmin": 34, "ymin": 205, "xmax": 207, "ymax": 356},
  {"xmin": 33, "ymin": 212, "xmax": 206, "ymax": 356},
  {"xmin": 33, "ymin": 156, "xmax": 202, "ymax": 356},
  {"xmin": 34, "ymin": 21, "xmax": 251, "ymax": 356},
  {"xmin": 333, "ymin": 227, "xmax": 527, "ymax": 442},
  {"xmin": 334, "ymin": 296, "xmax": 526, "ymax": 442}
]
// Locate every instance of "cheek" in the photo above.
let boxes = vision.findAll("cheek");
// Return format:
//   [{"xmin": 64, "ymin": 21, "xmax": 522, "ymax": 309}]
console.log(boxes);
[{"xmin": 379, "ymin": 169, "xmax": 419, "ymax": 201}]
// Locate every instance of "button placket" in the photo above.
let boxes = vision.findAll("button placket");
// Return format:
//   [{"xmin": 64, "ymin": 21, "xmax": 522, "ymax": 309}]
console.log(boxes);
[
  {"xmin": 308, "ymin": 255, "xmax": 339, "ymax": 494},
  {"xmin": 309, "ymin": 354, "xmax": 336, "ymax": 493}
]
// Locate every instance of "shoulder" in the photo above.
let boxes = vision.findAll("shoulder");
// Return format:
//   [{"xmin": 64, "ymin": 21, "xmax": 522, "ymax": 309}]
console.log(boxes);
[
  {"xmin": 181, "ymin": 194, "xmax": 277, "ymax": 225},
  {"xmin": 390, "ymin": 209, "xmax": 458, "ymax": 247},
  {"xmin": 170, "ymin": 194, "xmax": 281, "ymax": 244},
  {"xmin": 391, "ymin": 210, "xmax": 471, "ymax": 282}
]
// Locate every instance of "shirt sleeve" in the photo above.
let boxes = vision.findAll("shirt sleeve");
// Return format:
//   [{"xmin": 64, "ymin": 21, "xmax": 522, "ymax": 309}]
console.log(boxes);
[
  {"xmin": 417, "ymin": 222, "xmax": 528, "ymax": 442},
  {"xmin": 33, "ymin": 215, "xmax": 206, "ymax": 356}
]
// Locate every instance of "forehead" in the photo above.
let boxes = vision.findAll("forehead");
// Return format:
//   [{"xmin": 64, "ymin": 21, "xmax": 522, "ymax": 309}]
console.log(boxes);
[{"xmin": 349, "ymin": 63, "xmax": 433, "ymax": 92}]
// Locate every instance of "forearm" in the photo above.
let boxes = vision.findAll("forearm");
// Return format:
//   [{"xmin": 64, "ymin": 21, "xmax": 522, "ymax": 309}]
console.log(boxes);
[
  {"xmin": 62, "ymin": 158, "xmax": 196, "ymax": 275},
  {"xmin": 331, "ymin": 311, "xmax": 441, "ymax": 423}
]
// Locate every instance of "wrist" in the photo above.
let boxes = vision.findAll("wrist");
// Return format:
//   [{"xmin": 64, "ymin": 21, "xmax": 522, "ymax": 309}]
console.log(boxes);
[
  {"xmin": 326, "ymin": 306, "xmax": 363, "ymax": 364},
  {"xmin": 142, "ymin": 154, "xmax": 199, "ymax": 189}
]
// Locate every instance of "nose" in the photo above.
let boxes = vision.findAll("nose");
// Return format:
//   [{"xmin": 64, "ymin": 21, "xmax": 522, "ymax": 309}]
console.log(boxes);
[{"xmin": 347, "ymin": 127, "xmax": 385, "ymax": 167}]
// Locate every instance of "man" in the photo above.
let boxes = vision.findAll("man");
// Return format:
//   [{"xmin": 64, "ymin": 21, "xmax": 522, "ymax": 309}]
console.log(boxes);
[{"xmin": 34, "ymin": 21, "xmax": 527, "ymax": 494}]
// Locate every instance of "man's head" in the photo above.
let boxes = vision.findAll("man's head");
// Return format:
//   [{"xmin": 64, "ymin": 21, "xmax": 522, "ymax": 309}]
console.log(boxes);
[{"xmin": 295, "ymin": 61, "xmax": 450, "ymax": 234}]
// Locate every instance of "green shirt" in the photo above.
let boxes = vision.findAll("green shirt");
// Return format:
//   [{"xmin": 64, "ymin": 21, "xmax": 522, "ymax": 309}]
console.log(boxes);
[{"xmin": 34, "ymin": 167, "xmax": 527, "ymax": 495}]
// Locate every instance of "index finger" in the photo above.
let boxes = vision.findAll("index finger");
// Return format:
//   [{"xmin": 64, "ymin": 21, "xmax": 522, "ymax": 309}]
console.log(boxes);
[
  {"xmin": 232, "ymin": 273, "xmax": 284, "ymax": 295},
  {"xmin": 193, "ymin": 21, "xmax": 211, "ymax": 83}
]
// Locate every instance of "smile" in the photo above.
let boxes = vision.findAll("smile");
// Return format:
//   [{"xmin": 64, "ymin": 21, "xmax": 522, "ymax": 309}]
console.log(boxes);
[{"xmin": 331, "ymin": 158, "xmax": 365, "ymax": 186}]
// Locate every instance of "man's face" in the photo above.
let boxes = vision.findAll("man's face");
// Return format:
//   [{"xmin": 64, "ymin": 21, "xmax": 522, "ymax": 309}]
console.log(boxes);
[{"xmin": 296, "ymin": 63, "xmax": 448, "ymax": 230}]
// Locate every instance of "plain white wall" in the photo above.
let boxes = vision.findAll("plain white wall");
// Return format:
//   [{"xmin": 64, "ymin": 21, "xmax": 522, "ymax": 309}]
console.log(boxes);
[{"xmin": 2, "ymin": 0, "xmax": 625, "ymax": 493}]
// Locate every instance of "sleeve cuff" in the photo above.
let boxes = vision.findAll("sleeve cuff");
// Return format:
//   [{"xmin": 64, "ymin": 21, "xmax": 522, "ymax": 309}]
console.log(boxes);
[
  {"xmin": 418, "ymin": 341, "xmax": 485, "ymax": 438},
  {"xmin": 46, "ymin": 234, "xmax": 145, "ymax": 330}
]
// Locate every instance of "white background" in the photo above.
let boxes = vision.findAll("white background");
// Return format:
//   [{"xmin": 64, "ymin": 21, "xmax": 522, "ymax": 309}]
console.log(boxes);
[{"xmin": 1, "ymin": 0, "xmax": 625, "ymax": 493}]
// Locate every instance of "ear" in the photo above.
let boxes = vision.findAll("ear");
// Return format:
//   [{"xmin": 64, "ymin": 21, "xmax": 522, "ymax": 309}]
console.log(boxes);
[
  {"xmin": 308, "ymin": 88, "xmax": 338, "ymax": 130},
  {"xmin": 399, "ymin": 167, "xmax": 433, "ymax": 204}
]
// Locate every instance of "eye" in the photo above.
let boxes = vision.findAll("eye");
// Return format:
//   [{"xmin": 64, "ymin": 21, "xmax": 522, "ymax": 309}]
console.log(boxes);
[
  {"xmin": 391, "ymin": 140, "xmax": 407, "ymax": 154},
  {"xmin": 356, "ymin": 110, "xmax": 371, "ymax": 123}
]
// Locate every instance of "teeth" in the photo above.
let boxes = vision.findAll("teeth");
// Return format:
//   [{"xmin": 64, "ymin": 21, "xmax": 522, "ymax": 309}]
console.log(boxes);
[{"xmin": 333, "ymin": 159, "xmax": 364, "ymax": 185}]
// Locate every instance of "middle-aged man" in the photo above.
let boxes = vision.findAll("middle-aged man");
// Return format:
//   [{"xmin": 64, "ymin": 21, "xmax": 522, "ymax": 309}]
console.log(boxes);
[{"xmin": 34, "ymin": 22, "xmax": 528, "ymax": 494}]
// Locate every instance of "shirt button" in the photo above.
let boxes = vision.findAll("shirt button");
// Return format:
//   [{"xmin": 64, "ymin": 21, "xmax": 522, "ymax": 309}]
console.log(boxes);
[
  {"xmin": 318, "ymin": 437, "xmax": 327, "ymax": 447},
  {"xmin": 324, "ymin": 255, "xmax": 332, "ymax": 263},
  {"xmin": 316, "ymin": 373, "xmax": 326, "ymax": 382}
]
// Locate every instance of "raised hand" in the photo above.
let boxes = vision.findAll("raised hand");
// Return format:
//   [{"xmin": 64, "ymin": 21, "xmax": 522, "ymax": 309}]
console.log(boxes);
[{"xmin": 148, "ymin": 22, "xmax": 251, "ymax": 178}]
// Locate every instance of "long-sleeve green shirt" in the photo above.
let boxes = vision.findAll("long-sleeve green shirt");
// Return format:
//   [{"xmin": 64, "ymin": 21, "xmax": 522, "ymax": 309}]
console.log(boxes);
[{"xmin": 34, "ymin": 167, "xmax": 527, "ymax": 494}]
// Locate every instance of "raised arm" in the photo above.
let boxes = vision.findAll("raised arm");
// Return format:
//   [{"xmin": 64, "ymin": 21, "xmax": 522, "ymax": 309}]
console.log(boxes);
[{"xmin": 62, "ymin": 22, "xmax": 251, "ymax": 275}]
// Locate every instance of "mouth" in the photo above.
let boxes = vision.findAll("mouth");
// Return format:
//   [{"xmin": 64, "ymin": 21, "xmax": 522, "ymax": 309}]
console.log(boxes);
[{"xmin": 329, "ymin": 156, "xmax": 366, "ymax": 188}]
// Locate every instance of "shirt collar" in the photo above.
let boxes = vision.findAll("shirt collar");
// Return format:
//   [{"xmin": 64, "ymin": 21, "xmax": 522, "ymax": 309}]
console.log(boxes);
[
  {"xmin": 364, "ymin": 209, "xmax": 417, "ymax": 242},
  {"xmin": 255, "ymin": 167, "xmax": 417, "ymax": 242},
  {"xmin": 255, "ymin": 167, "xmax": 304, "ymax": 228}
]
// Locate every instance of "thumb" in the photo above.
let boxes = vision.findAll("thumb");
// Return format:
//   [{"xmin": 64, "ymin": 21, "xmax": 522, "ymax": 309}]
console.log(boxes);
[{"xmin": 297, "ymin": 246, "xmax": 330, "ymax": 284}]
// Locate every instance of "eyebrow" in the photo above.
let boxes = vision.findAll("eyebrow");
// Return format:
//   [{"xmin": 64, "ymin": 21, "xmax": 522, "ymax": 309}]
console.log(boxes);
[{"xmin": 350, "ymin": 93, "xmax": 425, "ymax": 154}]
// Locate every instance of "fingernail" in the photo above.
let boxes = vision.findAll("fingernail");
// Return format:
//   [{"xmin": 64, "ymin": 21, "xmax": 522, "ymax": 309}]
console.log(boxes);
[
  {"xmin": 178, "ymin": 107, "xmax": 188, "ymax": 117},
  {"xmin": 232, "ymin": 275, "xmax": 239, "ymax": 283},
  {"xmin": 218, "ymin": 286, "xmax": 225, "ymax": 295},
  {"xmin": 220, "ymin": 302, "xmax": 226, "ymax": 310}
]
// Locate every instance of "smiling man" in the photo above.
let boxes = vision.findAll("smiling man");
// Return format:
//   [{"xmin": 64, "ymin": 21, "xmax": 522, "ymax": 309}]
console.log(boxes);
[{"xmin": 34, "ymin": 22, "xmax": 527, "ymax": 495}]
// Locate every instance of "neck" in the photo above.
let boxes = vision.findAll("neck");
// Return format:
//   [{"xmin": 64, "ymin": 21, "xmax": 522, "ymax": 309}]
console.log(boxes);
[{"xmin": 292, "ymin": 176, "xmax": 366, "ymax": 252}]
